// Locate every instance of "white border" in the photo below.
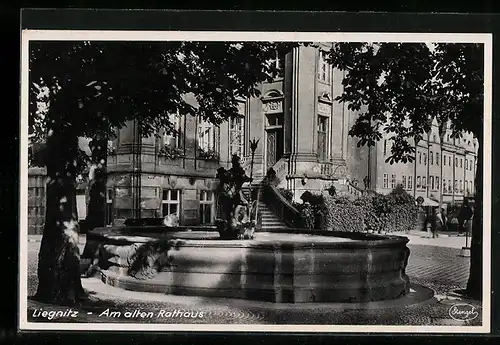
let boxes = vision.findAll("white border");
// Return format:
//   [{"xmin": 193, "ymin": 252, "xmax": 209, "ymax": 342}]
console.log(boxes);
[{"xmin": 19, "ymin": 30, "xmax": 493, "ymax": 333}]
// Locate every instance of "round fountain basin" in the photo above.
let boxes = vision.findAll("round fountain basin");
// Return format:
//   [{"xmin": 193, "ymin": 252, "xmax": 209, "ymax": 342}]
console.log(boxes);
[{"xmin": 83, "ymin": 226, "xmax": 411, "ymax": 303}]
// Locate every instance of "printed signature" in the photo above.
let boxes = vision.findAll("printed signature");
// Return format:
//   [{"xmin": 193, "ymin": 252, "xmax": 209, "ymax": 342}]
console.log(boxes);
[{"xmin": 448, "ymin": 304, "xmax": 479, "ymax": 322}]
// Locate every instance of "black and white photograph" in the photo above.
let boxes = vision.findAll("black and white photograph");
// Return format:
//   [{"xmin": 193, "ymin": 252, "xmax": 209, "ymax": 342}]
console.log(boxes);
[{"xmin": 19, "ymin": 30, "xmax": 492, "ymax": 333}]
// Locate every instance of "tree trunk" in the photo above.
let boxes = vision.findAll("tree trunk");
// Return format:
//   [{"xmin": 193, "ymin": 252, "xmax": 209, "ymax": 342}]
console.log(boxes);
[
  {"xmin": 80, "ymin": 136, "xmax": 108, "ymax": 276},
  {"xmin": 34, "ymin": 126, "xmax": 87, "ymax": 305},
  {"xmin": 85, "ymin": 136, "xmax": 107, "ymax": 231},
  {"xmin": 466, "ymin": 141, "xmax": 482, "ymax": 300}
]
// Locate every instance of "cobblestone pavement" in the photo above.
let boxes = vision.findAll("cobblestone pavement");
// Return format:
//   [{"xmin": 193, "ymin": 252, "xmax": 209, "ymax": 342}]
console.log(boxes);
[{"xmin": 24, "ymin": 234, "xmax": 482, "ymax": 326}]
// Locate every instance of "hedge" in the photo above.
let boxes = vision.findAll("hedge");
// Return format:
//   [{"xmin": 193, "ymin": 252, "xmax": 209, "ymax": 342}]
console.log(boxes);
[{"xmin": 295, "ymin": 187, "xmax": 418, "ymax": 233}]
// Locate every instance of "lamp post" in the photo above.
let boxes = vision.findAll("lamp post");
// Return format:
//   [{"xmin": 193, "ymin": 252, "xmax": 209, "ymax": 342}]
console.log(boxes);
[{"xmin": 248, "ymin": 138, "xmax": 260, "ymax": 204}]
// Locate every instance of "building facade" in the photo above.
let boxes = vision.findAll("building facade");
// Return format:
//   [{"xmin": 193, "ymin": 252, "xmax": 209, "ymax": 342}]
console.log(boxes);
[
  {"xmin": 104, "ymin": 44, "xmax": 478, "ymax": 226},
  {"xmin": 371, "ymin": 118, "xmax": 478, "ymax": 204}
]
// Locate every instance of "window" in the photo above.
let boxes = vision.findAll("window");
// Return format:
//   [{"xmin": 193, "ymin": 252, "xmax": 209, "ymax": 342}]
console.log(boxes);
[
  {"xmin": 318, "ymin": 50, "xmax": 332, "ymax": 84},
  {"xmin": 460, "ymin": 158, "xmax": 463, "ymax": 168},
  {"xmin": 443, "ymin": 154, "xmax": 446, "ymax": 166},
  {"xmin": 455, "ymin": 157, "xmax": 458, "ymax": 167},
  {"xmin": 436, "ymin": 152, "xmax": 439, "ymax": 166},
  {"xmin": 448, "ymin": 156, "xmax": 451, "ymax": 165},
  {"xmin": 433, "ymin": 134, "xmax": 437, "ymax": 142},
  {"xmin": 430, "ymin": 151, "xmax": 433, "ymax": 165},
  {"xmin": 269, "ymin": 50, "xmax": 285, "ymax": 79},
  {"xmin": 383, "ymin": 174, "xmax": 389, "ymax": 188},
  {"xmin": 164, "ymin": 113, "xmax": 182, "ymax": 148},
  {"xmin": 199, "ymin": 190, "xmax": 215, "ymax": 224},
  {"xmin": 423, "ymin": 153, "xmax": 427, "ymax": 165},
  {"xmin": 229, "ymin": 115, "xmax": 245, "ymax": 158},
  {"xmin": 162, "ymin": 189, "xmax": 180, "ymax": 217},
  {"xmin": 408, "ymin": 176, "xmax": 413, "ymax": 190},
  {"xmin": 430, "ymin": 176, "xmax": 435, "ymax": 190},
  {"xmin": 465, "ymin": 159, "xmax": 468, "ymax": 170},
  {"xmin": 402, "ymin": 175, "xmax": 406, "ymax": 189},
  {"xmin": 383, "ymin": 140, "xmax": 387, "ymax": 155},
  {"xmin": 391, "ymin": 174, "xmax": 396, "ymax": 189},
  {"xmin": 470, "ymin": 181, "xmax": 473, "ymax": 194},
  {"xmin": 418, "ymin": 152, "xmax": 422, "ymax": 164},
  {"xmin": 436, "ymin": 176, "xmax": 440, "ymax": 190},
  {"xmin": 459, "ymin": 180, "xmax": 462, "ymax": 193},
  {"xmin": 448, "ymin": 179, "xmax": 452, "ymax": 193},
  {"xmin": 317, "ymin": 115, "xmax": 328, "ymax": 161},
  {"xmin": 447, "ymin": 134, "xmax": 450, "ymax": 142},
  {"xmin": 454, "ymin": 180, "xmax": 457, "ymax": 192},
  {"xmin": 106, "ymin": 189, "xmax": 113, "ymax": 226},
  {"xmin": 198, "ymin": 119, "xmax": 216, "ymax": 151},
  {"xmin": 417, "ymin": 176, "xmax": 421, "ymax": 188},
  {"xmin": 422, "ymin": 177, "xmax": 426, "ymax": 189},
  {"xmin": 443, "ymin": 179, "xmax": 447, "ymax": 193},
  {"xmin": 470, "ymin": 159, "xmax": 473, "ymax": 170}
]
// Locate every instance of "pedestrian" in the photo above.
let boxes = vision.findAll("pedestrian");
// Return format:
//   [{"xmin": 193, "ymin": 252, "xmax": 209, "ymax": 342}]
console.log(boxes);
[
  {"xmin": 441, "ymin": 207, "xmax": 448, "ymax": 232},
  {"xmin": 458, "ymin": 199, "xmax": 473, "ymax": 234},
  {"xmin": 431, "ymin": 207, "xmax": 443, "ymax": 238}
]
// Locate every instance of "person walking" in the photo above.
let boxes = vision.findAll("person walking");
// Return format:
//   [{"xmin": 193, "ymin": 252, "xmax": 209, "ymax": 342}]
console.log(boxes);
[
  {"xmin": 458, "ymin": 199, "xmax": 473, "ymax": 234},
  {"xmin": 441, "ymin": 207, "xmax": 448, "ymax": 232},
  {"xmin": 431, "ymin": 207, "xmax": 443, "ymax": 238}
]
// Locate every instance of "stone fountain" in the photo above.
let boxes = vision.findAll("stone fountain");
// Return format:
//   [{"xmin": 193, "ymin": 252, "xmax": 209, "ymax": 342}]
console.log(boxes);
[{"xmin": 80, "ymin": 150, "xmax": 411, "ymax": 304}]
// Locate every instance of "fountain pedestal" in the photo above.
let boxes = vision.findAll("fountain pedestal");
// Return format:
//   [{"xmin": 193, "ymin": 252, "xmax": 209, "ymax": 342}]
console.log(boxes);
[{"xmin": 83, "ymin": 227, "xmax": 411, "ymax": 303}]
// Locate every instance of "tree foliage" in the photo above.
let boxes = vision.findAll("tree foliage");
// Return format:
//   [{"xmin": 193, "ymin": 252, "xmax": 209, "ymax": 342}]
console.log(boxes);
[
  {"xmin": 29, "ymin": 41, "xmax": 300, "ymax": 140},
  {"xmin": 327, "ymin": 43, "xmax": 483, "ymax": 163}
]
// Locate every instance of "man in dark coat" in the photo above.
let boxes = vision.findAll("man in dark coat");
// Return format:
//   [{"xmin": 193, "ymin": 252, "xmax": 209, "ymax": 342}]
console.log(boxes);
[{"xmin": 458, "ymin": 199, "xmax": 474, "ymax": 234}]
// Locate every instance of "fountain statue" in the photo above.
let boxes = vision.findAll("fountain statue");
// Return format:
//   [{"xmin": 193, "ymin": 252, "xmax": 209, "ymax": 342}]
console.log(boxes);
[{"xmin": 215, "ymin": 154, "xmax": 257, "ymax": 240}]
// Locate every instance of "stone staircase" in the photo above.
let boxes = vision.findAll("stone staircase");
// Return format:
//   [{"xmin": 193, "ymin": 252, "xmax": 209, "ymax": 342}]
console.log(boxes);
[
  {"xmin": 258, "ymin": 202, "xmax": 289, "ymax": 230},
  {"xmin": 241, "ymin": 182, "xmax": 289, "ymax": 231}
]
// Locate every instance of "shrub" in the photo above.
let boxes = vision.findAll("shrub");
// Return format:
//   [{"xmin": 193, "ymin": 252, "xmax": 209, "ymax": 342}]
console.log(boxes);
[
  {"xmin": 318, "ymin": 188, "xmax": 418, "ymax": 233},
  {"xmin": 299, "ymin": 204, "xmax": 316, "ymax": 229},
  {"xmin": 322, "ymin": 195, "xmax": 366, "ymax": 232},
  {"xmin": 300, "ymin": 191, "xmax": 324, "ymax": 206},
  {"xmin": 158, "ymin": 145, "xmax": 184, "ymax": 160},
  {"xmin": 277, "ymin": 188, "xmax": 294, "ymax": 203},
  {"xmin": 325, "ymin": 184, "xmax": 337, "ymax": 196},
  {"xmin": 389, "ymin": 184, "xmax": 415, "ymax": 205}
]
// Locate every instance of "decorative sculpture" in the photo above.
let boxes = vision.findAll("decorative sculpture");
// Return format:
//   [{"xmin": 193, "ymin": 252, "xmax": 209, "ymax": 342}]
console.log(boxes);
[{"xmin": 215, "ymin": 154, "xmax": 257, "ymax": 240}]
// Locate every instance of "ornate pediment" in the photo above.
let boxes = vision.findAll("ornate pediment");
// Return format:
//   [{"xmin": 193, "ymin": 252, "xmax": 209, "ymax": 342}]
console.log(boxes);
[
  {"xmin": 318, "ymin": 92, "xmax": 333, "ymax": 115},
  {"xmin": 318, "ymin": 91, "xmax": 333, "ymax": 104},
  {"xmin": 261, "ymin": 89, "xmax": 284, "ymax": 114}
]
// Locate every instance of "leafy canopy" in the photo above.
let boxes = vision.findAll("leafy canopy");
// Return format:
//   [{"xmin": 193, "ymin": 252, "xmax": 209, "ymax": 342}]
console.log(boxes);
[
  {"xmin": 327, "ymin": 42, "xmax": 483, "ymax": 164},
  {"xmin": 29, "ymin": 41, "xmax": 301, "ymax": 142}
]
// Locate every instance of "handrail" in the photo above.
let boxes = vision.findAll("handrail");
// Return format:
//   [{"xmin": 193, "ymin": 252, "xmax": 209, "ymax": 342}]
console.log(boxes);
[
  {"xmin": 262, "ymin": 183, "xmax": 302, "ymax": 228},
  {"xmin": 272, "ymin": 157, "xmax": 288, "ymax": 181},
  {"xmin": 347, "ymin": 182, "xmax": 364, "ymax": 196}
]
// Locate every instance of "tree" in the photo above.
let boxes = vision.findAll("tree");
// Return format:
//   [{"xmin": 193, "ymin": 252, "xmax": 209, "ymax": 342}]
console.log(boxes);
[
  {"xmin": 327, "ymin": 42, "xmax": 484, "ymax": 299},
  {"xmin": 29, "ymin": 40, "xmax": 299, "ymax": 304}
]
